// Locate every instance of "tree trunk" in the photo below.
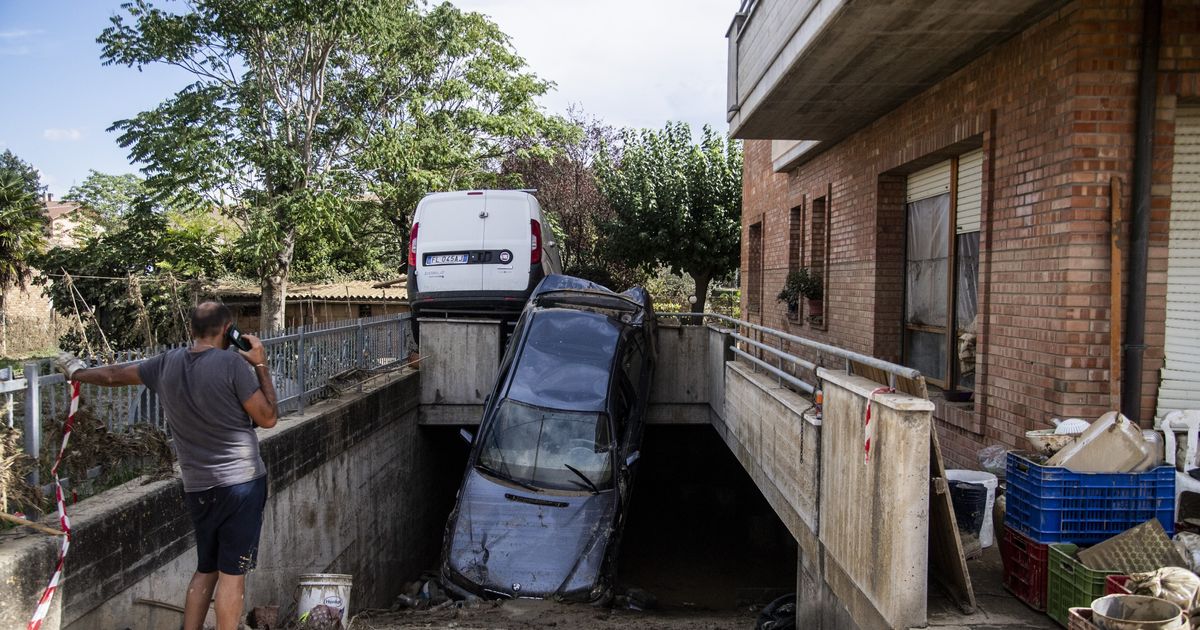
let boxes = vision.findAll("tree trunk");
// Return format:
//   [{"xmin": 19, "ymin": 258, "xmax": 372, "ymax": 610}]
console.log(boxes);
[
  {"xmin": 0, "ymin": 292, "xmax": 7, "ymax": 357},
  {"xmin": 260, "ymin": 230, "xmax": 296, "ymax": 333},
  {"xmin": 690, "ymin": 271, "xmax": 711, "ymax": 316}
]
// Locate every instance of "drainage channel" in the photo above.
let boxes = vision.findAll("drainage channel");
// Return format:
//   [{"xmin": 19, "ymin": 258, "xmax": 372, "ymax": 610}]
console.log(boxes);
[{"xmin": 357, "ymin": 425, "xmax": 796, "ymax": 629}]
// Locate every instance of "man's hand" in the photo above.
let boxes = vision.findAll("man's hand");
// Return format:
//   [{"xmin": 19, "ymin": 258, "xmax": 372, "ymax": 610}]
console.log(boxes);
[
  {"xmin": 235, "ymin": 334, "xmax": 267, "ymax": 367},
  {"xmin": 54, "ymin": 352, "xmax": 87, "ymax": 381}
]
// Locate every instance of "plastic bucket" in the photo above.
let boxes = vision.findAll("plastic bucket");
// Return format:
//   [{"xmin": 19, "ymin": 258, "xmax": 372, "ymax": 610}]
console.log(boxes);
[
  {"xmin": 1090, "ymin": 594, "xmax": 1185, "ymax": 630},
  {"xmin": 947, "ymin": 469, "xmax": 998, "ymax": 548},
  {"xmin": 297, "ymin": 573, "xmax": 353, "ymax": 628}
]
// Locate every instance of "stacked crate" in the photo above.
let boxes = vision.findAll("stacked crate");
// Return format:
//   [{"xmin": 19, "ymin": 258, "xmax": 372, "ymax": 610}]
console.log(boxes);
[{"xmin": 1000, "ymin": 452, "xmax": 1175, "ymax": 625}]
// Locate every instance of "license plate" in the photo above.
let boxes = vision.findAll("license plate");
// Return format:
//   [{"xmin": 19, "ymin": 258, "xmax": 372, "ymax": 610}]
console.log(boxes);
[{"xmin": 426, "ymin": 254, "xmax": 469, "ymax": 266}]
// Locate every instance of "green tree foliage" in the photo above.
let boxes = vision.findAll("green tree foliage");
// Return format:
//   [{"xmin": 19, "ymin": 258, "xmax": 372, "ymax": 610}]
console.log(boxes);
[
  {"xmin": 595, "ymin": 123, "xmax": 742, "ymax": 313},
  {"xmin": 503, "ymin": 107, "xmax": 642, "ymax": 290},
  {"xmin": 64, "ymin": 171, "xmax": 145, "ymax": 231},
  {"xmin": 0, "ymin": 152, "xmax": 48, "ymax": 293},
  {"xmin": 40, "ymin": 201, "xmax": 228, "ymax": 353},
  {"xmin": 99, "ymin": 0, "xmax": 565, "ymax": 330}
]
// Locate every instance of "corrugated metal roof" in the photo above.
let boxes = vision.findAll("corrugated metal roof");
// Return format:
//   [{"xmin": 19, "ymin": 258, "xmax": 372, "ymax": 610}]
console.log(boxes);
[{"xmin": 210, "ymin": 279, "xmax": 408, "ymax": 301}]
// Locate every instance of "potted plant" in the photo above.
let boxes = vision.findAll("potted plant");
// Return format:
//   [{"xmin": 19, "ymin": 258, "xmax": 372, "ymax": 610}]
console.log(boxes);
[{"xmin": 777, "ymin": 268, "xmax": 823, "ymax": 320}]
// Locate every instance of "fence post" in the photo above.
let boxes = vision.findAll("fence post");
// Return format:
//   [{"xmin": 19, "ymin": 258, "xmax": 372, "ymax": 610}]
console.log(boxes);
[
  {"xmin": 22, "ymin": 361, "xmax": 41, "ymax": 496},
  {"xmin": 357, "ymin": 318, "xmax": 367, "ymax": 370},
  {"xmin": 297, "ymin": 325, "xmax": 307, "ymax": 414}
]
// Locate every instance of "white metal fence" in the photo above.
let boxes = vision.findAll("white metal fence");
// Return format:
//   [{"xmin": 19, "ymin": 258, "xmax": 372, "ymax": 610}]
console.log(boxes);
[{"xmin": 1, "ymin": 313, "xmax": 413, "ymax": 488}]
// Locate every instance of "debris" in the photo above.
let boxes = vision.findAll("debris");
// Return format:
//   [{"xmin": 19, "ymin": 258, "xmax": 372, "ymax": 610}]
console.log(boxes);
[
  {"xmin": 1047, "ymin": 411, "xmax": 1158, "ymax": 473},
  {"xmin": 298, "ymin": 604, "xmax": 343, "ymax": 630},
  {"xmin": 247, "ymin": 605, "xmax": 280, "ymax": 629},
  {"xmin": 1077, "ymin": 519, "xmax": 1186, "ymax": 573},
  {"xmin": 755, "ymin": 593, "xmax": 795, "ymax": 630}
]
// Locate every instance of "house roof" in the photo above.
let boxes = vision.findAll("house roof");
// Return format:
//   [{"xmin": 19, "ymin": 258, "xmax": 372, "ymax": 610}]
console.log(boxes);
[
  {"xmin": 209, "ymin": 279, "xmax": 408, "ymax": 302},
  {"xmin": 45, "ymin": 201, "xmax": 84, "ymax": 220}
]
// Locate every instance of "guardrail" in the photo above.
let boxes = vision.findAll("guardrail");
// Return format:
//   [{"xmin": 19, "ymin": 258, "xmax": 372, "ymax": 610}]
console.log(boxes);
[
  {"xmin": 656, "ymin": 311, "xmax": 922, "ymax": 397},
  {"xmin": 3, "ymin": 313, "xmax": 413, "ymax": 489}
]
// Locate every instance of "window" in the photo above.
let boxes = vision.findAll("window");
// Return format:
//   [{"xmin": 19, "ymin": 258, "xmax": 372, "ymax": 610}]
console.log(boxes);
[
  {"xmin": 902, "ymin": 151, "xmax": 982, "ymax": 391},
  {"xmin": 809, "ymin": 193, "xmax": 831, "ymax": 329},
  {"xmin": 358, "ymin": 304, "xmax": 372, "ymax": 318},
  {"xmin": 477, "ymin": 400, "xmax": 613, "ymax": 492},
  {"xmin": 788, "ymin": 205, "xmax": 804, "ymax": 273},
  {"xmin": 748, "ymin": 222, "xmax": 763, "ymax": 313}
]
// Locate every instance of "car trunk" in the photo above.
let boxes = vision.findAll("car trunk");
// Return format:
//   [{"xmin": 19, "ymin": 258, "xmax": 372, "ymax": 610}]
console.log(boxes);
[
  {"xmin": 482, "ymin": 192, "xmax": 533, "ymax": 292},
  {"xmin": 419, "ymin": 193, "xmax": 485, "ymax": 293}
]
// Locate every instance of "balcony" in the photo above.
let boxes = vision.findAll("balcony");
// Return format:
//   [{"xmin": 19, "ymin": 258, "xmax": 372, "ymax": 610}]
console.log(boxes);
[{"xmin": 727, "ymin": 0, "xmax": 1068, "ymax": 166}]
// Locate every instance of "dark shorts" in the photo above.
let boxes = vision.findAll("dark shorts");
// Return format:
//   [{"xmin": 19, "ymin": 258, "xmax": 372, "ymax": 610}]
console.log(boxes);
[{"xmin": 185, "ymin": 476, "xmax": 268, "ymax": 575}]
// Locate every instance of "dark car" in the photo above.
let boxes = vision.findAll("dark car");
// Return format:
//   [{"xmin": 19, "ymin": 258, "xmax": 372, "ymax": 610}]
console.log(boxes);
[{"xmin": 440, "ymin": 275, "xmax": 657, "ymax": 603}]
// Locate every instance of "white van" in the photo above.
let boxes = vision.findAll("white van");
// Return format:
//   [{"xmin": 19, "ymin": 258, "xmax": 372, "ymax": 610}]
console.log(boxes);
[{"xmin": 408, "ymin": 190, "xmax": 563, "ymax": 317}]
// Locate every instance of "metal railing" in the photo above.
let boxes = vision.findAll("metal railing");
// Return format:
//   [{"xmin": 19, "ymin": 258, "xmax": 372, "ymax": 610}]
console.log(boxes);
[
  {"xmin": 3, "ymin": 313, "xmax": 413, "ymax": 488},
  {"xmin": 657, "ymin": 311, "xmax": 922, "ymax": 397}
]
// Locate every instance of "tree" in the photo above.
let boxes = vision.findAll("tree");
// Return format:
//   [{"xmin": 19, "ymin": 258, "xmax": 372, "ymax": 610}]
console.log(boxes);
[
  {"xmin": 595, "ymin": 123, "xmax": 742, "ymax": 313},
  {"xmin": 39, "ymin": 197, "xmax": 228, "ymax": 353},
  {"xmin": 503, "ymin": 107, "xmax": 642, "ymax": 290},
  {"xmin": 64, "ymin": 171, "xmax": 145, "ymax": 231},
  {"xmin": 100, "ymin": 0, "xmax": 564, "ymax": 331},
  {"xmin": 0, "ymin": 152, "xmax": 49, "ymax": 355}
]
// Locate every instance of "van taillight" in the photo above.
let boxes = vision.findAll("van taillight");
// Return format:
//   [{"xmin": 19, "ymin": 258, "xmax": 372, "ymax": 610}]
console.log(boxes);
[
  {"xmin": 531, "ymin": 220, "xmax": 542, "ymax": 264},
  {"xmin": 408, "ymin": 222, "xmax": 419, "ymax": 268}
]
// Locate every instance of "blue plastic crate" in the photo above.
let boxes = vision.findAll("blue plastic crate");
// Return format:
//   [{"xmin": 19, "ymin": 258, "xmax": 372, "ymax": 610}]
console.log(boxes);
[{"xmin": 1004, "ymin": 451, "xmax": 1175, "ymax": 544}]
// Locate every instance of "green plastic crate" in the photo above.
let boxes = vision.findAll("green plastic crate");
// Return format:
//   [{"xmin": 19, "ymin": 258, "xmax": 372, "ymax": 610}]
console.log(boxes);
[{"xmin": 1047, "ymin": 543, "xmax": 1120, "ymax": 627}]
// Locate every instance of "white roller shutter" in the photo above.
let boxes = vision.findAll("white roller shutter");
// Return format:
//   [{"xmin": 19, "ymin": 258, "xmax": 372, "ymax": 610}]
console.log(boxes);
[
  {"xmin": 956, "ymin": 149, "xmax": 983, "ymax": 234},
  {"xmin": 1158, "ymin": 106, "xmax": 1200, "ymax": 420},
  {"xmin": 907, "ymin": 160, "xmax": 952, "ymax": 203}
]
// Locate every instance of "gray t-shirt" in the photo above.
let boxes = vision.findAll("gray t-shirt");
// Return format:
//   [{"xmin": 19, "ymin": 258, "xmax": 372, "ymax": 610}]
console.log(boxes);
[{"xmin": 139, "ymin": 347, "xmax": 266, "ymax": 492}]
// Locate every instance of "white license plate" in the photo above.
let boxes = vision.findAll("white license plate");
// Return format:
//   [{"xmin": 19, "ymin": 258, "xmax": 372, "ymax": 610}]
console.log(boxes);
[{"xmin": 426, "ymin": 254, "xmax": 469, "ymax": 266}]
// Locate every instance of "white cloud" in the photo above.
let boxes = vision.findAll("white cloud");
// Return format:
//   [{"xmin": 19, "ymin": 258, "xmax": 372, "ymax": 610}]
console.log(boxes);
[
  {"xmin": 43, "ymin": 128, "xmax": 83, "ymax": 142},
  {"xmin": 453, "ymin": 0, "xmax": 731, "ymax": 133},
  {"xmin": 0, "ymin": 30, "xmax": 43, "ymax": 39}
]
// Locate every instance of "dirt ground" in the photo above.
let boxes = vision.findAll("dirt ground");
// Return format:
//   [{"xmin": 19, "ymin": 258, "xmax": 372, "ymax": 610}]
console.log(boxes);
[{"xmin": 348, "ymin": 599, "xmax": 759, "ymax": 630}]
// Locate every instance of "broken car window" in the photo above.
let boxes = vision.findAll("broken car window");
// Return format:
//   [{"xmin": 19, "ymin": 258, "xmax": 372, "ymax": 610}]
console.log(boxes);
[{"xmin": 477, "ymin": 399, "xmax": 614, "ymax": 492}]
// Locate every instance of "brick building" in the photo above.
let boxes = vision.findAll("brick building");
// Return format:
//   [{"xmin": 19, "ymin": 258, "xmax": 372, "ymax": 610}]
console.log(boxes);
[{"xmin": 727, "ymin": 0, "xmax": 1200, "ymax": 466}]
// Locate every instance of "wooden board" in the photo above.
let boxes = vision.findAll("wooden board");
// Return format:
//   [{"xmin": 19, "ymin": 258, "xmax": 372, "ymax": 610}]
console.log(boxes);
[{"xmin": 928, "ymin": 410, "xmax": 977, "ymax": 613}]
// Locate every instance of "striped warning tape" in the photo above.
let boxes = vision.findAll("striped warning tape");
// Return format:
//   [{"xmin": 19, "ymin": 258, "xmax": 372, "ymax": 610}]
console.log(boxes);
[
  {"xmin": 863, "ymin": 386, "xmax": 895, "ymax": 464},
  {"xmin": 27, "ymin": 380, "xmax": 79, "ymax": 630}
]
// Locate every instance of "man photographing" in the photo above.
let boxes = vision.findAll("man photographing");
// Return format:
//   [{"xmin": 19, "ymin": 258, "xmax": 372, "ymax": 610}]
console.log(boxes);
[{"xmin": 57, "ymin": 301, "xmax": 278, "ymax": 630}]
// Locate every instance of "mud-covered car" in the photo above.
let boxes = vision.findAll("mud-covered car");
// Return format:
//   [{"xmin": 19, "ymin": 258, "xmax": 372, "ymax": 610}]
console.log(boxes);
[{"xmin": 440, "ymin": 275, "xmax": 657, "ymax": 603}]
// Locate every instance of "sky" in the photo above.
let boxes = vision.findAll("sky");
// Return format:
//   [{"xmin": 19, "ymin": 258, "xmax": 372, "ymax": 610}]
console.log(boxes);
[{"xmin": 0, "ymin": 0, "xmax": 733, "ymax": 198}]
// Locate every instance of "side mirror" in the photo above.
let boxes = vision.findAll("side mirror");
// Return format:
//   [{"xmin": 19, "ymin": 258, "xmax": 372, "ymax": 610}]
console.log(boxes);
[
  {"xmin": 625, "ymin": 451, "xmax": 640, "ymax": 467},
  {"xmin": 459, "ymin": 428, "xmax": 475, "ymax": 444}
]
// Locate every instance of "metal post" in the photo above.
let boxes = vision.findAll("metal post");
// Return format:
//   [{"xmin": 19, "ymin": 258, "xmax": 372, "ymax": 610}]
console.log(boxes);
[
  {"xmin": 357, "ymin": 318, "xmax": 367, "ymax": 370},
  {"xmin": 22, "ymin": 362, "xmax": 40, "ymax": 492},
  {"xmin": 296, "ymin": 325, "xmax": 307, "ymax": 414}
]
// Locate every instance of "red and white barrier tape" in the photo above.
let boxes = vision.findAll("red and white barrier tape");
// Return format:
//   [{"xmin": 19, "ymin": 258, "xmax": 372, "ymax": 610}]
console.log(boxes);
[
  {"xmin": 863, "ymin": 386, "xmax": 895, "ymax": 464},
  {"xmin": 27, "ymin": 380, "xmax": 79, "ymax": 630}
]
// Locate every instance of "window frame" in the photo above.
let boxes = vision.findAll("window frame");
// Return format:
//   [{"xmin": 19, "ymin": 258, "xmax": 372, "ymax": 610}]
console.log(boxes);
[{"xmin": 747, "ymin": 221, "xmax": 764, "ymax": 314}]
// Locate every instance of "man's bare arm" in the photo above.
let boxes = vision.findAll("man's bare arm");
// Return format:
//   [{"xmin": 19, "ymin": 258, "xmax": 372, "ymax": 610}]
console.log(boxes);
[
  {"xmin": 71, "ymin": 364, "xmax": 143, "ymax": 387},
  {"xmin": 237, "ymin": 335, "xmax": 278, "ymax": 429}
]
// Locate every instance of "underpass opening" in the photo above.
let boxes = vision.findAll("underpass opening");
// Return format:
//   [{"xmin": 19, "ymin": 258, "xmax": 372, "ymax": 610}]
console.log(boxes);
[{"xmin": 617, "ymin": 425, "xmax": 798, "ymax": 610}]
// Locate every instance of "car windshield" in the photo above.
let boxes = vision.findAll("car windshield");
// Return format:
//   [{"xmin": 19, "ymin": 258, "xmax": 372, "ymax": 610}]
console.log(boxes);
[{"xmin": 477, "ymin": 399, "xmax": 614, "ymax": 492}]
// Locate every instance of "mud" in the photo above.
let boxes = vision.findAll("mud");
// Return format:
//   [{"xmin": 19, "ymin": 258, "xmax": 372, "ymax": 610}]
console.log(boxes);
[{"xmin": 349, "ymin": 599, "xmax": 757, "ymax": 630}]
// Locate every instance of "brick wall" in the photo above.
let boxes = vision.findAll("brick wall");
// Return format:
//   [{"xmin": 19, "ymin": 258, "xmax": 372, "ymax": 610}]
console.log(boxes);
[{"xmin": 740, "ymin": 0, "xmax": 1200, "ymax": 467}]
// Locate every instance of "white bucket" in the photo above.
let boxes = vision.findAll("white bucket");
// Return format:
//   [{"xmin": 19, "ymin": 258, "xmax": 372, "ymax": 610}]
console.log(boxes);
[
  {"xmin": 297, "ymin": 573, "xmax": 353, "ymax": 628},
  {"xmin": 946, "ymin": 469, "xmax": 999, "ymax": 548}
]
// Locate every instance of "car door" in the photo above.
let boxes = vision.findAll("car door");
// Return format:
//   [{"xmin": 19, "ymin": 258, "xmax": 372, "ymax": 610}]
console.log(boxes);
[
  {"xmin": 482, "ymin": 192, "xmax": 534, "ymax": 292},
  {"xmin": 417, "ymin": 193, "xmax": 484, "ymax": 294}
]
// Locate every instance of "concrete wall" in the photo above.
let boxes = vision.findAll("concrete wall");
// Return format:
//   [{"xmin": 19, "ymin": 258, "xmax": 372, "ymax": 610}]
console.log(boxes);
[
  {"xmin": 712, "ymin": 343, "xmax": 934, "ymax": 630},
  {"xmin": 0, "ymin": 369, "xmax": 456, "ymax": 629}
]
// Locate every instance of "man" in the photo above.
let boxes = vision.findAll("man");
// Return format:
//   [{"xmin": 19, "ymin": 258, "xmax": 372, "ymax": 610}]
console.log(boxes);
[{"xmin": 57, "ymin": 301, "xmax": 278, "ymax": 630}]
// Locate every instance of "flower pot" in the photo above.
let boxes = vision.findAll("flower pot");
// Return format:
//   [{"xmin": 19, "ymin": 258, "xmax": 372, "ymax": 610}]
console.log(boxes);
[{"xmin": 807, "ymin": 298, "xmax": 823, "ymax": 319}]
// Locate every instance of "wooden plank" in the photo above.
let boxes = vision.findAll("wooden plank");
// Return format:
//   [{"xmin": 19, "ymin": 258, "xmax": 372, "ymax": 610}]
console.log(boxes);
[
  {"xmin": 928, "ymin": 417, "xmax": 976, "ymax": 613},
  {"xmin": 1111, "ymin": 178, "xmax": 1123, "ymax": 410}
]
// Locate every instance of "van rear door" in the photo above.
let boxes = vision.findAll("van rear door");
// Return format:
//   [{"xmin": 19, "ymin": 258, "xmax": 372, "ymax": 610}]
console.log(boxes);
[
  {"xmin": 418, "ymin": 193, "xmax": 484, "ymax": 295},
  {"xmin": 482, "ymin": 192, "xmax": 534, "ymax": 293}
]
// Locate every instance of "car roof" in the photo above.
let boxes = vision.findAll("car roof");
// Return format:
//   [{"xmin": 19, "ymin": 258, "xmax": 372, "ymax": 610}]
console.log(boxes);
[
  {"xmin": 420, "ymin": 189, "xmax": 536, "ymax": 205},
  {"xmin": 505, "ymin": 309, "xmax": 621, "ymax": 412}
]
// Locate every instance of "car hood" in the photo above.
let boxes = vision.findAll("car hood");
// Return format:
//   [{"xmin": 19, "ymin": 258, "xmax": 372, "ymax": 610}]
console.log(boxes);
[{"xmin": 443, "ymin": 468, "xmax": 617, "ymax": 600}]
